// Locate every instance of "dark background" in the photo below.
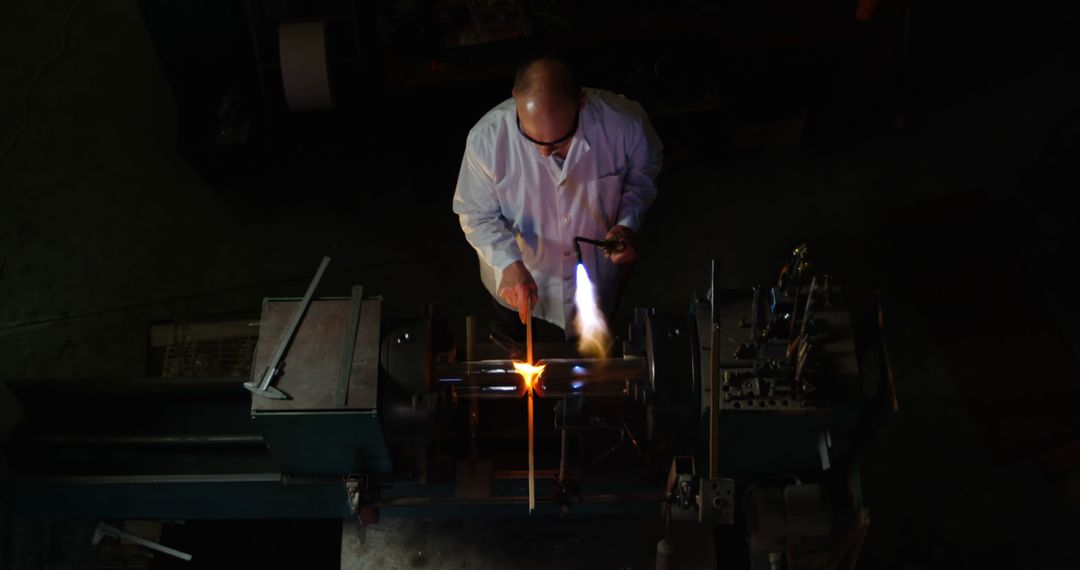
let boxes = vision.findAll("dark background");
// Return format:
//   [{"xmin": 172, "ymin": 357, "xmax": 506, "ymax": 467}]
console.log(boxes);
[{"xmin": 1, "ymin": 0, "xmax": 1079, "ymax": 567}]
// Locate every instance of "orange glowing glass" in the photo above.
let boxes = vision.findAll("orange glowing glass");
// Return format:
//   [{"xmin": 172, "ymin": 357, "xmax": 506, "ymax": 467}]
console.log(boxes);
[{"xmin": 512, "ymin": 361, "xmax": 546, "ymax": 391}]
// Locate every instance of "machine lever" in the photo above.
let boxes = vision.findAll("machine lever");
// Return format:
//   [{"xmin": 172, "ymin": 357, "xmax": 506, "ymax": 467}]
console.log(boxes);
[{"xmin": 244, "ymin": 256, "xmax": 331, "ymax": 400}]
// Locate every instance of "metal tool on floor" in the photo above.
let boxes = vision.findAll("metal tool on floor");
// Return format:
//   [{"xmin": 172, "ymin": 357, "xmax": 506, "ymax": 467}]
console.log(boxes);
[
  {"xmin": 92, "ymin": 522, "xmax": 193, "ymax": 562},
  {"xmin": 244, "ymin": 256, "xmax": 331, "ymax": 400}
]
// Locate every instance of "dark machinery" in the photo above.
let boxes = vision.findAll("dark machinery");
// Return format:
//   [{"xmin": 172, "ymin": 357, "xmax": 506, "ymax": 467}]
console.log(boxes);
[{"xmin": 1, "ymin": 246, "xmax": 895, "ymax": 568}]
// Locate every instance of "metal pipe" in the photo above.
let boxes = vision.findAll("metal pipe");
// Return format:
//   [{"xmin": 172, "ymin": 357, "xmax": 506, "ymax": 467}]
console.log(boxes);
[
  {"xmin": 788, "ymin": 278, "xmax": 803, "ymax": 345},
  {"xmin": 709, "ymin": 327, "xmax": 721, "ymax": 479},
  {"xmin": 710, "ymin": 259, "xmax": 720, "ymax": 329},
  {"xmin": 558, "ymin": 398, "xmax": 568, "ymax": 485},
  {"xmin": 466, "ymin": 315, "xmax": 479, "ymax": 466},
  {"xmin": 14, "ymin": 473, "xmax": 281, "ymax": 485},
  {"xmin": 15, "ymin": 435, "xmax": 264, "ymax": 447},
  {"xmin": 559, "ymin": 427, "xmax": 568, "ymax": 483},
  {"xmin": 377, "ymin": 493, "xmax": 663, "ymax": 507},
  {"xmin": 788, "ymin": 276, "xmax": 818, "ymax": 361},
  {"xmin": 750, "ymin": 286, "xmax": 761, "ymax": 342},
  {"xmin": 800, "ymin": 276, "xmax": 818, "ymax": 339},
  {"xmin": 709, "ymin": 259, "xmax": 722, "ymax": 479},
  {"xmin": 785, "ymin": 245, "xmax": 808, "ymax": 344}
]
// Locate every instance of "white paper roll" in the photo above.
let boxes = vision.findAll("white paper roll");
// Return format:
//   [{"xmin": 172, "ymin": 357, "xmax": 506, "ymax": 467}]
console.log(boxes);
[{"xmin": 278, "ymin": 21, "xmax": 334, "ymax": 111}]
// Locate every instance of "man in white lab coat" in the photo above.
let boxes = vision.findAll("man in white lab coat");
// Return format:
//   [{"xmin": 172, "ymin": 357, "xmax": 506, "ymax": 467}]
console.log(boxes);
[{"xmin": 453, "ymin": 57, "xmax": 663, "ymax": 339}]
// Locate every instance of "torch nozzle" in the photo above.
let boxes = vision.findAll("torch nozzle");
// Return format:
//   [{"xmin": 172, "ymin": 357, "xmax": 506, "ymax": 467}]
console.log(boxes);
[{"xmin": 574, "ymin": 236, "xmax": 625, "ymax": 261}]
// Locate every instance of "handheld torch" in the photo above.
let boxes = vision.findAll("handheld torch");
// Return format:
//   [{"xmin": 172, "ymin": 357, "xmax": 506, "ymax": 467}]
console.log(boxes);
[{"xmin": 573, "ymin": 236, "xmax": 626, "ymax": 263}]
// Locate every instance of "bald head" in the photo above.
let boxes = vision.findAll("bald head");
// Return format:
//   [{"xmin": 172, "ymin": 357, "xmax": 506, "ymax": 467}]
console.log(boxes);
[
  {"xmin": 513, "ymin": 58, "xmax": 583, "ymax": 157},
  {"xmin": 513, "ymin": 57, "xmax": 579, "ymax": 104}
]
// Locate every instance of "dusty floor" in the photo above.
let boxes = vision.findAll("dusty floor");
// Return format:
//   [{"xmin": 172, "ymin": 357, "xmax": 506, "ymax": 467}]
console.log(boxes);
[{"xmin": 3, "ymin": 1, "xmax": 1080, "ymax": 568}]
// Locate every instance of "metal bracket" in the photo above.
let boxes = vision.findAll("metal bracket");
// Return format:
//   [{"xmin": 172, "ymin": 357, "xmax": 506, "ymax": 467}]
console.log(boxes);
[
  {"xmin": 664, "ymin": 456, "xmax": 699, "ymax": 523},
  {"xmin": 345, "ymin": 474, "xmax": 378, "ymax": 525},
  {"xmin": 665, "ymin": 457, "xmax": 735, "ymax": 526},
  {"xmin": 698, "ymin": 477, "xmax": 736, "ymax": 525}
]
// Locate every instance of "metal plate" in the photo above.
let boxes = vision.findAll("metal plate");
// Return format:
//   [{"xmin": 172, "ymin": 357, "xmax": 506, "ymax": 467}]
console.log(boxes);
[
  {"xmin": 250, "ymin": 298, "xmax": 380, "ymax": 412},
  {"xmin": 698, "ymin": 477, "xmax": 735, "ymax": 525}
]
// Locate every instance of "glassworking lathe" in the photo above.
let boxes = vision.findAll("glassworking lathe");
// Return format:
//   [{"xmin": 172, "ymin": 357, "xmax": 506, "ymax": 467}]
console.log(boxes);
[{"xmin": 1, "ymin": 245, "xmax": 895, "ymax": 569}]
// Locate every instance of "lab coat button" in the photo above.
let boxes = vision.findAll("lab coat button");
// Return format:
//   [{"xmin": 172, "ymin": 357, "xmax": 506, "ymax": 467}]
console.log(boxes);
[
  {"xmin": 564, "ymin": 250, "xmax": 572, "ymax": 257},
  {"xmin": 561, "ymin": 215, "xmax": 571, "ymax": 223}
]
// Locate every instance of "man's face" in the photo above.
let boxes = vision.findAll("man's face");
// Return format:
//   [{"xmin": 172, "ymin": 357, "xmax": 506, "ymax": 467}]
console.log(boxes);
[{"xmin": 514, "ymin": 93, "xmax": 580, "ymax": 158}]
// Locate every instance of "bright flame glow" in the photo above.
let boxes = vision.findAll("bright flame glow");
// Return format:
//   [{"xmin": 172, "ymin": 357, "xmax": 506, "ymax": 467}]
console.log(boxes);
[
  {"xmin": 573, "ymin": 263, "xmax": 610, "ymax": 358},
  {"xmin": 512, "ymin": 361, "xmax": 547, "ymax": 392}
]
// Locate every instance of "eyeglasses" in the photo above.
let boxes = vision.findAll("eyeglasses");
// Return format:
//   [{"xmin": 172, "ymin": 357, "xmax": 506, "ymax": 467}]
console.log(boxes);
[{"xmin": 516, "ymin": 104, "xmax": 580, "ymax": 148}]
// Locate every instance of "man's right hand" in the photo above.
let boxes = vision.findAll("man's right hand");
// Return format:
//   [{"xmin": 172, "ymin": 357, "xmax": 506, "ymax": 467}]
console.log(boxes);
[{"xmin": 498, "ymin": 261, "xmax": 538, "ymax": 324}]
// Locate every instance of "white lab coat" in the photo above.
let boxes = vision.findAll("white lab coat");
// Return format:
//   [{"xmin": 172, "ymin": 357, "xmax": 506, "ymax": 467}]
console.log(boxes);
[{"xmin": 453, "ymin": 88, "xmax": 663, "ymax": 331}]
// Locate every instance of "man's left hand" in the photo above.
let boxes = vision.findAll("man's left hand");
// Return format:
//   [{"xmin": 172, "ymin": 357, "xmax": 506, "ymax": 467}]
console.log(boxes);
[{"xmin": 605, "ymin": 225, "xmax": 637, "ymax": 264}]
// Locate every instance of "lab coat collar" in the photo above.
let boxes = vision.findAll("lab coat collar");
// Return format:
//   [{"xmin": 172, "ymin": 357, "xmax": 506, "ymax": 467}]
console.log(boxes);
[
  {"xmin": 556, "ymin": 96, "xmax": 597, "ymax": 182},
  {"xmin": 572, "ymin": 101, "xmax": 595, "ymax": 160}
]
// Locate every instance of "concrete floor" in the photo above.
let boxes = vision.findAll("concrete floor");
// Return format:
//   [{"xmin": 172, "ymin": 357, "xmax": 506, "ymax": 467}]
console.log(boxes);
[{"xmin": 3, "ymin": 0, "xmax": 1080, "ymax": 568}]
